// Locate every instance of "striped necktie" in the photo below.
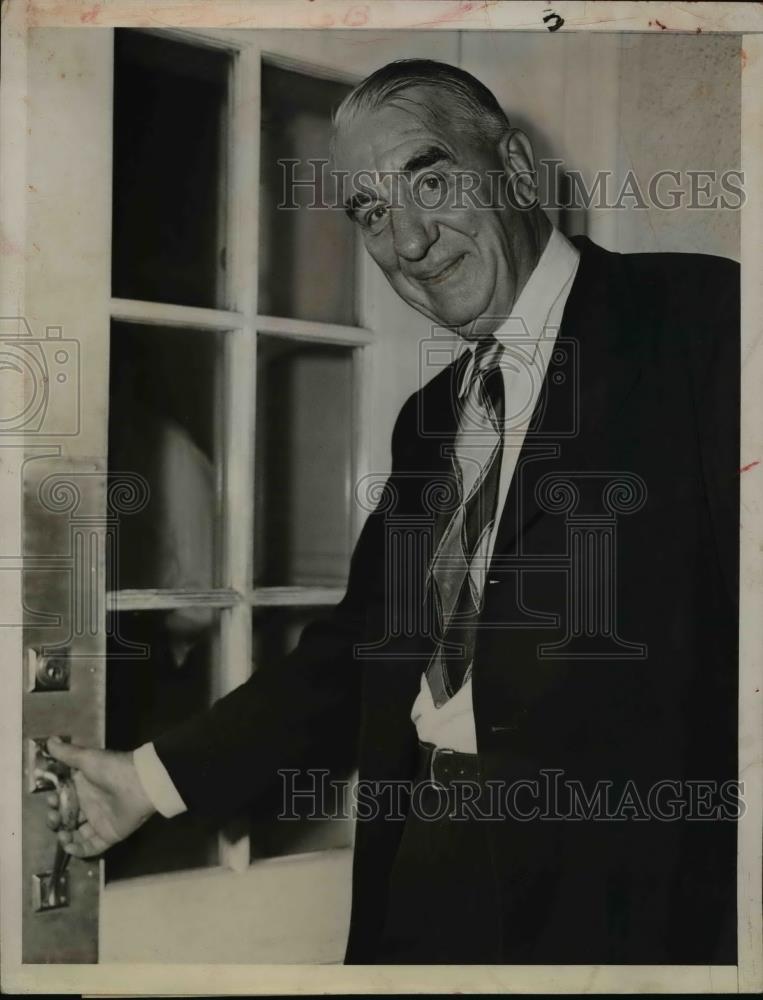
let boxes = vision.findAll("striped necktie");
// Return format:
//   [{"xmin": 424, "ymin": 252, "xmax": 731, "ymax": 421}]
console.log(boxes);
[{"xmin": 426, "ymin": 336, "xmax": 505, "ymax": 708}]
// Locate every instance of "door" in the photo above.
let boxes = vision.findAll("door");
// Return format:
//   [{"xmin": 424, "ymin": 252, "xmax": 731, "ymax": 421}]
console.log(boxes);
[{"xmin": 21, "ymin": 25, "xmax": 456, "ymax": 964}]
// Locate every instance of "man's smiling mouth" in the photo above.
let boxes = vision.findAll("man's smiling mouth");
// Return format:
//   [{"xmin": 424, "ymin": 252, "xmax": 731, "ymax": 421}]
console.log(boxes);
[{"xmin": 415, "ymin": 254, "xmax": 466, "ymax": 285}]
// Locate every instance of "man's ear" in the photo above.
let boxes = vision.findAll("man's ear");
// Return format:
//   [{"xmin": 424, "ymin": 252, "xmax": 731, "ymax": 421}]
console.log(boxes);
[{"xmin": 497, "ymin": 128, "xmax": 538, "ymax": 209}]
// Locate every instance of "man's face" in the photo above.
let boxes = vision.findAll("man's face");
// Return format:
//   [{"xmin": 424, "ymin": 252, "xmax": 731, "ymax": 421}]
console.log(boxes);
[{"xmin": 334, "ymin": 89, "xmax": 541, "ymax": 338}]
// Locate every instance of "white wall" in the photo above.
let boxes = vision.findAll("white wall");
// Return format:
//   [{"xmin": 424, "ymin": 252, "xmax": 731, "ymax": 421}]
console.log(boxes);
[{"xmin": 613, "ymin": 32, "xmax": 741, "ymax": 259}]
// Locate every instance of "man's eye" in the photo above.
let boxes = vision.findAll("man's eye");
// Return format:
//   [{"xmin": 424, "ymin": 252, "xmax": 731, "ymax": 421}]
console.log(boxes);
[
  {"xmin": 363, "ymin": 204, "xmax": 388, "ymax": 229},
  {"xmin": 416, "ymin": 172, "xmax": 448, "ymax": 205}
]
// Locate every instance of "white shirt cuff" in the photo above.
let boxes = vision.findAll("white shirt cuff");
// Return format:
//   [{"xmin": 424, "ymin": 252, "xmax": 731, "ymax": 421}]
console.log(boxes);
[{"xmin": 133, "ymin": 741, "xmax": 188, "ymax": 819}]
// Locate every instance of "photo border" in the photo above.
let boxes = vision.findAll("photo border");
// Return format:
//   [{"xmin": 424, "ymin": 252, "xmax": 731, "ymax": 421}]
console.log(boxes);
[{"xmin": 1, "ymin": 1, "xmax": 760, "ymax": 994}]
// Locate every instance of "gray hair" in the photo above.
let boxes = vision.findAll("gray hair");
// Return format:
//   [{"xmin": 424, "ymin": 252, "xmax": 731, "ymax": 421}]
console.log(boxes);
[{"xmin": 332, "ymin": 58, "xmax": 511, "ymax": 149}]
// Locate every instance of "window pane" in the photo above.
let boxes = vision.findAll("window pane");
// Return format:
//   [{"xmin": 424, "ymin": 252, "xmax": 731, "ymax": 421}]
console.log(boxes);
[
  {"xmin": 258, "ymin": 64, "xmax": 356, "ymax": 325},
  {"xmin": 254, "ymin": 335, "xmax": 354, "ymax": 587},
  {"xmin": 108, "ymin": 322, "xmax": 223, "ymax": 591},
  {"xmin": 249, "ymin": 607, "xmax": 353, "ymax": 860},
  {"xmin": 112, "ymin": 30, "xmax": 229, "ymax": 308},
  {"xmin": 105, "ymin": 610, "xmax": 220, "ymax": 880}
]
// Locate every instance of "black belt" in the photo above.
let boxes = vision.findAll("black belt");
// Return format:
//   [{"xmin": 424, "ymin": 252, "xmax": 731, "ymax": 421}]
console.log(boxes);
[{"xmin": 415, "ymin": 740, "xmax": 482, "ymax": 786}]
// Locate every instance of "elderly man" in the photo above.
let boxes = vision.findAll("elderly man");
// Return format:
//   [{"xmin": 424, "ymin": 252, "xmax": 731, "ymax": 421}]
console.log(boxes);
[{"xmin": 47, "ymin": 60, "xmax": 739, "ymax": 965}]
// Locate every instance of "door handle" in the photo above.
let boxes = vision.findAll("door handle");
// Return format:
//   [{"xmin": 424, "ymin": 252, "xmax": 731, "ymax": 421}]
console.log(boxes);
[{"xmin": 32, "ymin": 745, "xmax": 80, "ymax": 912}]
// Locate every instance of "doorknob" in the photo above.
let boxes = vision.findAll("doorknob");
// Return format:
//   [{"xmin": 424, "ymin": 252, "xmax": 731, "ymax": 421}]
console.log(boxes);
[{"xmin": 31, "ymin": 741, "xmax": 80, "ymax": 912}]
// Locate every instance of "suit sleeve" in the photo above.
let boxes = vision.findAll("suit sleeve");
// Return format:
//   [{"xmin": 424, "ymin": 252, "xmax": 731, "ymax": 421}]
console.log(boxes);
[{"xmin": 152, "ymin": 394, "xmax": 417, "ymax": 826}]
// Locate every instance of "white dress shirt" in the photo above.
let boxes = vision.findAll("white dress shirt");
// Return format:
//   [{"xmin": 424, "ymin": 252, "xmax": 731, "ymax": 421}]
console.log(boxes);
[{"xmin": 134, "ymin": 227, "xmax": 581, "ymax": 817}]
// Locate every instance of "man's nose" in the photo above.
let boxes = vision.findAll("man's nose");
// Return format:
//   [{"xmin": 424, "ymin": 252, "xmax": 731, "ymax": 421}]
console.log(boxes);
[{"xmin": 391, "ymin": 206, "xmax": 438, "ymax": 262}]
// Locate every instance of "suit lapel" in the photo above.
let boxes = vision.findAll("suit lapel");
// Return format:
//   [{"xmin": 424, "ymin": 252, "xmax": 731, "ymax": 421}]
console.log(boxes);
[{"xmin": 488, "ymin": 236, "xmax": 645, "ymax": 564}]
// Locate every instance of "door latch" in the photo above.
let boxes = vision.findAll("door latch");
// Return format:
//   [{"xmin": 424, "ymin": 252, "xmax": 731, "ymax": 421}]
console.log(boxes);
[
  {"xmin": 28, "ymin": 736, "xmax": 70, "ymax": 794},
  {"xmin": 29, "ymin": 739, "xmax": 80, "ymax": 911}
]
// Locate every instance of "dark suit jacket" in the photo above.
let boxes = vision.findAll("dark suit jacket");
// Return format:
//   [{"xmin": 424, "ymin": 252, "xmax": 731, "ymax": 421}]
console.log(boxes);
[{"xmin": 155, "ymin": 236, "xmax": 739, "ymax": 964}]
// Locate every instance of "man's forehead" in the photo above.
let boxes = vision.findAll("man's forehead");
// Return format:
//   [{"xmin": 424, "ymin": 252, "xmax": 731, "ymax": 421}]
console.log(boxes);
[{"xmin": 334, "ymin": 103, "xmax": 448, "ymax": 169}]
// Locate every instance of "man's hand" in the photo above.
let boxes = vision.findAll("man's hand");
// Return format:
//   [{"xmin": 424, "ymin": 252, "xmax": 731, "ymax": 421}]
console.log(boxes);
[{"xmin": 45, "ymin": 737, "xmax": 156, "ymax": 858}]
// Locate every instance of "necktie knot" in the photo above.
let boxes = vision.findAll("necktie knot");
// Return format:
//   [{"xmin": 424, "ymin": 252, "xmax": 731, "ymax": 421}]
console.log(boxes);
[
  {"xmin": 473, "ymin": 334, "xmax": 503, "ymax": 373},
  {"xmin": 463, "ymin": 336, "xmax": 504, "ymax": 433}
]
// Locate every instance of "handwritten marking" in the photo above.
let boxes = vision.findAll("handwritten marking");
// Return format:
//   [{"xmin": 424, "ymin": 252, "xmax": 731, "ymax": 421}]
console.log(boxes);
[
  {"xmin": 739, "ymin": 460, "xmax": 760, "ymax": 474},
  {"xmin": 542, "ymin": 9, "xmax": 564, "ymax": 32},
  {"xmin": 343, "ymin": 5, "xmax": 368, "ymax": 26},
  {"xmin": 80, "ymin": 3, "xmax": 102, "ymax": 23}
]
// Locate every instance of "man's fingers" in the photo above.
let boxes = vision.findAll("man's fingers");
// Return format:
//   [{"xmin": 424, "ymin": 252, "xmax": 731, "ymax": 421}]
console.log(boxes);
[
  {"xmin": 46, "ymin": 808, "xmax": 61, "ymax": 829},
  {"xmin": 64, "ymin": 829, "xmax": 108, "ymax": 858},
  {"xmin": 46, "ymin": 736, "xmax": 87, "ymax": 770},
  {"xmin": 45, "ymin": 792, "xmax": 59, "ymax": 808},
  {"xmin": 77, "ymin": 826, "xmax": 109, "ymax": 854},
  {"xmin": 56, "ymin": 828, "xmax": 73, "ymax": 846},
  {"xmin": 62, "ymin": 841, "xmax": 94, "ymax": 858},
  {"xmin": 77, "ymin": 821, "xmax": 96, "ymax": 843}
]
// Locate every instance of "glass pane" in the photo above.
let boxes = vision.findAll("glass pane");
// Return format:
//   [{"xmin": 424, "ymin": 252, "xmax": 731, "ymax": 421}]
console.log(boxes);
[
  {"xmin": 249, "ymin": 606, "xmax": 353, "ymax": 860},
  {"xmin": 254, "ymin": 335, "xmax": 354, "ymax": 587},
  {"xmin": 108, "ymin": 322, "xmax": 223, "ymax": 591},
  {"xmin": 258, "ymin": 63, "xmax": 356, "ymax": 325},
  {"xmin": 112, "ymin": 30, "xmax": 229, "ymax": 308},
  {"xmin": 105, "ymin": 609, "xmax": 220, "ymax": 880}
]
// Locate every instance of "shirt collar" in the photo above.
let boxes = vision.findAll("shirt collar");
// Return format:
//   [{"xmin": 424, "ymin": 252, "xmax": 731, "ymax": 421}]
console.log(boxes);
[{"xmin": 457, "ymin": 227, "xmax": 580, "ymax": 398}]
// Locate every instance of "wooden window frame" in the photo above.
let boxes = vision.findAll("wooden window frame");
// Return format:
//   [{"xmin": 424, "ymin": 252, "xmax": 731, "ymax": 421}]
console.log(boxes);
[{"xmin": 107, "ymin": 29, "xmax": 371, "ymax": 874}]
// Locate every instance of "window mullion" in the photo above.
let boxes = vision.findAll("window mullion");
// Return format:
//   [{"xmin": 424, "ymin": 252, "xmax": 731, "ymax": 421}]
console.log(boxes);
[
  {"xmin": 216, "ymin": 42, "xmax": 261, "ymax": 875},
  {"xmin": 256, "ymin": 313, "xmax": 374, "ymax": 346},
  {"xmin": 110, "ymin": 297, "xmax": 242, "ymax": 330}
]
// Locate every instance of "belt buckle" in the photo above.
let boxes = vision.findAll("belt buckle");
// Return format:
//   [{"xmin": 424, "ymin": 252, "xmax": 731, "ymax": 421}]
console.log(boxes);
[{"xmin": 430, "ymin": 746, "xmax": 455, "ymax": 786}]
